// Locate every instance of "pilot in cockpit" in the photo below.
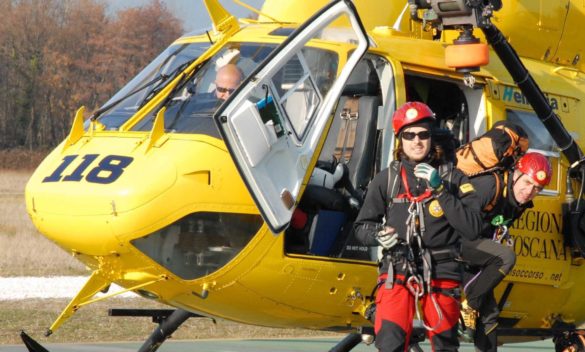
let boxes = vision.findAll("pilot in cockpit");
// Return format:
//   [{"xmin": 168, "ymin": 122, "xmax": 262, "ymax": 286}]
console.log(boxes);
[
  {"xmin": 214, "ymin": 63, "xmax": 243, "ymax": 101},
  {"xmin": 172, "ymin": 62, "xmax": 242, "ymax": 105}
]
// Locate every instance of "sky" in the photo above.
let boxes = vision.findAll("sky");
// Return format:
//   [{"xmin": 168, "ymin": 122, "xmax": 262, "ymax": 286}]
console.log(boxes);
[{"xmin": 105, "ymin": 0, "xmax": 266, "ymax": 33}]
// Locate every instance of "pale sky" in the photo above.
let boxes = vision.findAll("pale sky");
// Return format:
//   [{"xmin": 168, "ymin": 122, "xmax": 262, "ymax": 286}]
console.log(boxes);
[{"xmin": 105, "ymin": 0, "xmax": 266, "ymax": 33}]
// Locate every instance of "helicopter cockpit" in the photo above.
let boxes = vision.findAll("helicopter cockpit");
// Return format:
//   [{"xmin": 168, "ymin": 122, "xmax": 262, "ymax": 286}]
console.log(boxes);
[
  {"xmin": 118, "ymin": 39, "xmax": 346, "ymax": 280},
  {"xmin": 95, "ymin": 42, "xmax": 211, "ymax": 131},
  {"xmin": 131, "ymin": 42, "xmax": 280, "ymax": 137},
  {"xmin": 93, "ymin": 42, "xmax": 277, "ymax": 135}
]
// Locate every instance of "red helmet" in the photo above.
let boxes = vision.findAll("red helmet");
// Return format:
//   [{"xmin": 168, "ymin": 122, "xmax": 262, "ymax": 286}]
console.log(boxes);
[
  {"xmin": 516, "ymin": 152, "xmax": 552, "ymax": 187},
  {"xmin": 392, "ymin": 102, "xmax": 435, "ymax": 136}
]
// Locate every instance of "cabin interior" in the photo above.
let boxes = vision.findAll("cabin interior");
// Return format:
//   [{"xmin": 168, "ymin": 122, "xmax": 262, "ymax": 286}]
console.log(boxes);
[{"xmin": 284, "ymin": 56, "xmax": 481, "ymax": 261}]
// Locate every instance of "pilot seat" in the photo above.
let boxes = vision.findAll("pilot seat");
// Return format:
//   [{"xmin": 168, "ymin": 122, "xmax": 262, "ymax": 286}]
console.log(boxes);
[{"xmin": 285, "ymin": 59, "xmax": 381, "ymax": 259}]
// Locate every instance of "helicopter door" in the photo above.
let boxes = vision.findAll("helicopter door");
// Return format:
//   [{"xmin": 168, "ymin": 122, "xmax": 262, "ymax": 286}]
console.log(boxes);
[{"xmin": 214, "ymin": 0, "xmax": 369, "ymax": 233}]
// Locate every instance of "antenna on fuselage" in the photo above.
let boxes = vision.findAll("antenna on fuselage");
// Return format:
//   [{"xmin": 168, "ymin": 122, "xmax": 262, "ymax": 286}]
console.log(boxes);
[{"xmin": 391, "ymin": 3, "xmax": 409, "ymax": 31}]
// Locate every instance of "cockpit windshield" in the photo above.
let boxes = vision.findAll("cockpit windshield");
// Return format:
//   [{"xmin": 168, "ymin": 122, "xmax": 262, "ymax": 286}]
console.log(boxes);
[
  {"xmin": 131, "ymin": 42, "xmax": 340, "ymax": 140},
  {"xmin": 130, "ymin": 42, "xmax": 278, "ymax": 138},
  {"xmin": 97, "ymin": 42, "xmax": 211, "ymax": 130},
  {"xmin": 96, "ymin": 40, "xmax": 339, "ymax": 140}
]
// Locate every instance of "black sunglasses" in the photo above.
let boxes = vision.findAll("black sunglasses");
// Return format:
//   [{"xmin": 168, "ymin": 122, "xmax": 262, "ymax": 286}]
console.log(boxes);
[
  {"xmin": 216, "ymin": 86, "xmax": 236, "ymax": 94},
  {"xmin": 401, "ymin": 130, "xmax": 431, "ymax": 141}
]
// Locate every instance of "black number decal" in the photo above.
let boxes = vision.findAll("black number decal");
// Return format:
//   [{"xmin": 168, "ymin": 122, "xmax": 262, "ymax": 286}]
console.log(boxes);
[
  {"xmin": 43, "ymin": 154, "xmax": 133, "ymax": 184},
  {"xmin": 86, "ymin": 155, "xmax": 134, "ymax": 184},
  {"xmin": 62, "ymin": 154, "xmax": 99, "ymax": 181},
  {"xmin": 42, "ymin": 155, "xmax": 78, "ymax": 182}
]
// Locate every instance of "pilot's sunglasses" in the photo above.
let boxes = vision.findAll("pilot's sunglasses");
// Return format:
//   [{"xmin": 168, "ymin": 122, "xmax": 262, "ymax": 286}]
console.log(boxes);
[
  {"xmin": 401, "ymin": 131, "xmax": 431, "ymax": 141},
  {"xmin": 216, "ymin": 86, "xmax": 236, "ymax": 94}
]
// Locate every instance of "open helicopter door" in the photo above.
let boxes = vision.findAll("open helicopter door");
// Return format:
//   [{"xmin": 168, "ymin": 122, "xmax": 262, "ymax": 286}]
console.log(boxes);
[{"xmin": 215, "ymin": 0, "xmax": 369, "ymax": 233}]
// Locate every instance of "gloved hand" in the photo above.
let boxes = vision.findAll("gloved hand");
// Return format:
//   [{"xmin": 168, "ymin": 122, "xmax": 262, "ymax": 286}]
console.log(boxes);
[
  {"xmin": 414, "ymin": 163, "xmax": 442, "ymax": 189},
  {"xmin": 376, "ymin": 227, "xmax": 399, "ymax": 249}
]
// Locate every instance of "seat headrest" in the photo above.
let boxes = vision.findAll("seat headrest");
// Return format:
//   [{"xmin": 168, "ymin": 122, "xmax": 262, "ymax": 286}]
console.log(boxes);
[{"xmin": 342, "ymin": 60, "xmax": 380, "ymax": 96}]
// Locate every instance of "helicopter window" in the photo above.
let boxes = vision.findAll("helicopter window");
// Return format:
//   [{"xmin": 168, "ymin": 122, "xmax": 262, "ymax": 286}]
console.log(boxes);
[
  {"xmin": 96, "ymin": 42, "xmax": 211, "ymax": 130},
  {"xmin": 131, "ymin": 212, "xmax": 263, "ymax": 280},
  {"xmin": 131, "ymin": 42, "xmax": 278, "ymax": 137},
  {"xmin": 506, "ymin": 109, "xmax": 557, "ymax": 152},
  {"xmin": 271, "ymin": 48, "xmax": 338, "ymax": 139},
  {"xmin": 507, "ymin": 109, "xmax": 559, "ymax": 194},
  {"xmin": 405, "ymin": 74, "xmax": 471, "ymax": 146},
  {"xmin": 269, "ymin": 27, "xmax": 297, "ymax": 37}
]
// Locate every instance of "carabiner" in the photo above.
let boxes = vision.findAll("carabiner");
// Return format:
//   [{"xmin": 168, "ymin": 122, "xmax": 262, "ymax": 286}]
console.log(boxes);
[
  {"xmin": 406, "ymin": 275, "xmax": 424, "ymax": 297},
  {"xmin": 408, "ymin": 202, "xmax": 416, "ymax": 215}
]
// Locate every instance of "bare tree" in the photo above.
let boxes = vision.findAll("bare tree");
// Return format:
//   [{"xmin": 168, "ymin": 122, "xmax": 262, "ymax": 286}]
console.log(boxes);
[{"xmin": 0, "ymin": 0, "xmax": 183, "ymax": 150}]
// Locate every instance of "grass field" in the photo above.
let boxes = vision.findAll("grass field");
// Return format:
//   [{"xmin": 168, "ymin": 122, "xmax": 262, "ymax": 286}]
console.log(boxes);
[
  {"xmin": 0, "ymin": 170, "xmax": 87, "ymax": 277},
  {"xmin": 0, "ymin": 169, "xmax": 339, "ymax": 345},
  {"xmin": 1, "ymin": 298, "xmax": 338, "ymax": 345}
]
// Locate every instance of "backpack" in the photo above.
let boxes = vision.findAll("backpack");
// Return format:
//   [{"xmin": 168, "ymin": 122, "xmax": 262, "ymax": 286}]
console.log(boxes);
[
  {"xmin": 455, "ymin": 121, "xmax": 526, "ymax": 212},
  {"xmin": 455, "ymin": 121, "xmax": 529, "ymax": 177}
]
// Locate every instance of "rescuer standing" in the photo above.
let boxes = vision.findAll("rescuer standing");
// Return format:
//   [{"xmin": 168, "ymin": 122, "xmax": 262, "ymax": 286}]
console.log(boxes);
[{"xmin": 355, "ymin": 102, "xmax": 483, "ymax": 351}]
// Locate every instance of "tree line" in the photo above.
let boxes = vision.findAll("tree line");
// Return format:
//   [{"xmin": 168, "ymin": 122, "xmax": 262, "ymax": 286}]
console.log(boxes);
[{"xmin": 0, "ymin": 0, "xmax": 183, "ymax": 150}]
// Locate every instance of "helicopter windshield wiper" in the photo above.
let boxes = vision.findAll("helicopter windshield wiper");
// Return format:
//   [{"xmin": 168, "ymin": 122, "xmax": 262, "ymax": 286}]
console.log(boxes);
[
  {"xmin": 154, "ymin": 61, "xmax": 208, "ymax": 130},
  {"xmin": 90, "ymin": 58, "xmax": 197, "ymax": 121},
  {"xmin": 136, "ymin": 58, "xmax": 199, "ymax": 110}
]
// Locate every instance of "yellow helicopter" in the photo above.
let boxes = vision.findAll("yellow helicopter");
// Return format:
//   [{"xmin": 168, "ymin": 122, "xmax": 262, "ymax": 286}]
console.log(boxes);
[{"xmin": 20, "ymin": 0, "xmax": 585, "ymax": 351}]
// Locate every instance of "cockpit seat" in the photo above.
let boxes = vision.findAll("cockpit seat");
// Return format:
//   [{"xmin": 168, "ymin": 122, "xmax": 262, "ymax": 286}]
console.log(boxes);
[
  {"xmin": 317, "ymin": 59, "xmax": 381, "ymax": 197},
  {"xmin": 298, "ymin": 60, "xmax": 381, "ymax": 258}
]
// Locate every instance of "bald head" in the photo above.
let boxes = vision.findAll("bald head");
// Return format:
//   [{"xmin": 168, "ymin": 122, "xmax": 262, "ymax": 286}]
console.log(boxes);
[{"xmin": 215, "ymin": 64, "xmax": 243, "ymax": 100}]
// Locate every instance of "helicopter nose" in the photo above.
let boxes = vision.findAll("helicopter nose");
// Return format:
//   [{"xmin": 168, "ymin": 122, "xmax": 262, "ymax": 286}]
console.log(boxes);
[{"xmin": 25, "ymin": 147, "xmax": 177, "ymax": 256}]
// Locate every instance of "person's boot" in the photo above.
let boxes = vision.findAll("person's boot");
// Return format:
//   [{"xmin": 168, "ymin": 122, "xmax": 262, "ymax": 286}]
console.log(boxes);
[{"xmin": 460, "ymin": 299, "xmax": 478, "ymax": 340}]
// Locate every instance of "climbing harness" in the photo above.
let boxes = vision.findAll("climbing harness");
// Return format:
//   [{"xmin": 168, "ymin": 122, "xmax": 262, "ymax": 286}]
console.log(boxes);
[
  {"xmin": 378, "ymin": 163, "xmax": 461, "ymax": 332},
  {"xmin": 390, "ymin": 166, "xmax": 445, "ymax": 332}
]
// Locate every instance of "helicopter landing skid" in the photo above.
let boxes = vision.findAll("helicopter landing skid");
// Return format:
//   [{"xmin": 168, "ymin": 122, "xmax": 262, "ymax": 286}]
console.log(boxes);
[
  {"xmin": 328, "ymin": 325, "xmax": 425, "ymax": 352},
  {"xmin": 21, "ymin": 310, "xmax": 424, "ymax": 352},
  {"xmin": 20, "ymin": 308, "xmax": 209, "ymax": 352},
  {"xmin": 20, "ymin": 331, "xmax": 48, "ymax": 352}
]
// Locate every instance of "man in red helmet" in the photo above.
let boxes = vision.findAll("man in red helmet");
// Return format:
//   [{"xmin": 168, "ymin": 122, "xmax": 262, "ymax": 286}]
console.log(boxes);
[
  {"xmin": 460, "ymin": 151, "xmax": 552, "ymax": 352},
  {"xmin": 355, "ymin": 101, "xmax": 483, "ymax": 352}
]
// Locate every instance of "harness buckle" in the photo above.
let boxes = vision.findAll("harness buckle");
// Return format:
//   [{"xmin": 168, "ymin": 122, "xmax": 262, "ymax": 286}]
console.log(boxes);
[{"xmin": 340, "ymin": 109, "xmax": 358, "ymax": 120}]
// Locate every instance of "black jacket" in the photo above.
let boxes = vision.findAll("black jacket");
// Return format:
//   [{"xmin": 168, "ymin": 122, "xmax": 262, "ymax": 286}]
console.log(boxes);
[
  {"xmin": 469, "ymin": 171, "xmax": 533, "ymax": 238},
  {"xmin": 354, "ymin": 159, "xmax": 483, "ymax": 280}
]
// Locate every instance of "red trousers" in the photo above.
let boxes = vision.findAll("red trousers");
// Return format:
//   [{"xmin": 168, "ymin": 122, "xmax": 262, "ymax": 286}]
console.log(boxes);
[{"xmin": 374, "ymin": 274, "xmax": 461, "ymax": 352}]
